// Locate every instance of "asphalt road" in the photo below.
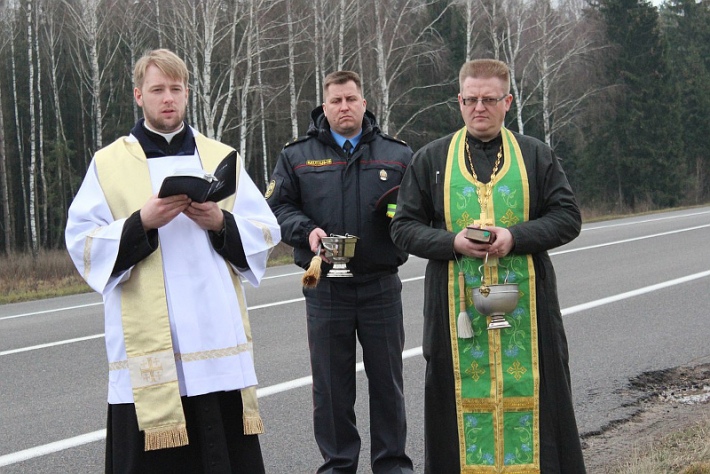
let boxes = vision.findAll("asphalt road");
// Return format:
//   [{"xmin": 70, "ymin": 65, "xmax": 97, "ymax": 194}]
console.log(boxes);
[{"xmin": 2, "ymin": 206, "xmax": 710, "ymax": 473}]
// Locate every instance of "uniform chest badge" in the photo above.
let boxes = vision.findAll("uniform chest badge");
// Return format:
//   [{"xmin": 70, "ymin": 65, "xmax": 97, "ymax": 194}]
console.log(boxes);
[{"xmin": 379, "ymin": 170, "xmax": 388, "ymax": 181}]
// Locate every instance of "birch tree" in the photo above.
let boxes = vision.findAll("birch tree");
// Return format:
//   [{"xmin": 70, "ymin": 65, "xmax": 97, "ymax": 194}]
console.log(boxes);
[
  {"xmin": 0, "ymin": 3, "xmax": 17, "ymax": 253},
  {"xmin": 65, "ymin": 0, "xmax": 106, "ymax": 154},
  {"xmin": 166, "ymin": 0, "xmax": 250, "ymax": 142},
  {"xmin": 286, "ymin": 0, "xmax": 299, "ymax": 137},
  {"xmin": 369, "ymin": 0, "xmax": 452, "ymax": 135},
  {"xmin": 0, "ymin": 65, "xmax": 10, "ymax": 255},
  {"xmin": 501, "ymin": 0, "xmax": 535, "ymax": 133},
  {"xmin": 238, "ymin": 0, "xmax": 254, "ymax": 161},
  {"xmin": 530, "ymin": 0, "xmax": 596, "ymax": 146},
  {"xmin": 35, "ymin": 0, "xmax": 49, "ymax": 247},
  {"xmin": 25, "ymin": 0, "xmax": 39, "ymax": 255}
]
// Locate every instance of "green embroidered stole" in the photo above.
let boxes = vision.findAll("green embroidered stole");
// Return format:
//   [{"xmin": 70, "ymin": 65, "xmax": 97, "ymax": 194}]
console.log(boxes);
[{"xmin": 445, "ymin": 127, "xmax": 540, "ymax": 473}]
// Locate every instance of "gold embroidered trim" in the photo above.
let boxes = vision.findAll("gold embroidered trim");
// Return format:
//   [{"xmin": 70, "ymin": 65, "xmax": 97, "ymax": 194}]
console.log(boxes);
[
  {"xmin": 248, "ymin": 219, "xmax": 274, "ymax": 248},
  {"xmin": 109, "ymin": 342, "xmax": 252, "ymax": 371},
  {"xmin": 177, "ymin": 343, "xmax": 252, "ymax": 362},
  {"xmin": 82, "ymin": 227, "xmax": 103, "ymax": 281},
  {"xmin": 460, "ymin": 397, "xmax": 536, "ymax": 412}
]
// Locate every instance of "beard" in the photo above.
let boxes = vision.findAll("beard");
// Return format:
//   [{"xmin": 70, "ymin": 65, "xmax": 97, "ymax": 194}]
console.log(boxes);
[{"xmin": 144, "ymin": 108, "xmax": 186, "ymax": 134}]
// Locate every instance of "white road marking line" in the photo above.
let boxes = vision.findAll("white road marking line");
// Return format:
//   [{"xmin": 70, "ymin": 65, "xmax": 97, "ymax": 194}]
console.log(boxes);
[{"xmin": 2, "ymin": 271, "xmax": 709, "ymax": 466}]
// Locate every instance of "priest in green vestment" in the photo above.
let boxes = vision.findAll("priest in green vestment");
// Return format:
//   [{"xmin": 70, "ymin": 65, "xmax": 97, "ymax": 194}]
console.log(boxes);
[{"xmin": 390, "ymin": 59, "xmax": 587, "ymax": 473}]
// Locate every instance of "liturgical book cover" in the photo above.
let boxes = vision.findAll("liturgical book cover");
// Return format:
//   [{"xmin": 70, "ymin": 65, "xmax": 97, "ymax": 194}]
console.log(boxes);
[{"xmin": 158, "ymin": 151, "xmax": 237, "ymax": 203}]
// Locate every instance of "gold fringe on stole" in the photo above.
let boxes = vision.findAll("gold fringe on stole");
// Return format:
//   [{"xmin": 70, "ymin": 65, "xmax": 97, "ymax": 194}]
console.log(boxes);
[
  {"xmin": 195, "ymin": 134, "xmax": 267, "ymax": 435},
  {"xmin": 96, "ymin": 134, "xmax": 244, "ymax": 452},
  {"xmin": 241, "ymin": 387, "xmax": 265, "ymax": 435},
  {"xmin": 231, "ymin": 267, "xmax": 265, "ymax": 435},
  {"xmin": 144, "ymin": 424, "xmax": 189, "ymax": 451},
  {"xmin": 94, "ymin": 138, "xmax": 188, "ymax": 452}
]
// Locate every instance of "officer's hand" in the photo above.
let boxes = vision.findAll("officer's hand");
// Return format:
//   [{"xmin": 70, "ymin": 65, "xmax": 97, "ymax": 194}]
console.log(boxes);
[
  {"xmin": 140, "ymin": 194, "xmax": 191, "ymax": 230},
  {"xmin": 309, "ymin": 227, "xmax": 331, "ymax": 263}
]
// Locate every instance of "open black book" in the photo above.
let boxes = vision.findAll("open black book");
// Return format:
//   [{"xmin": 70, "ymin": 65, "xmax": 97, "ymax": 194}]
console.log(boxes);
[{"xmin": 158, "ymin": 151, "xmax": 237, "ymax": 203}]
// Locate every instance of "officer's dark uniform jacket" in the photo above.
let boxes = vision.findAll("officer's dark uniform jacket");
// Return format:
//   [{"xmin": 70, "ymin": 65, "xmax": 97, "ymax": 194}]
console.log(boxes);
[{"xmin": 266, "ymin": 107, "xmax": 412, "ymax": 282}]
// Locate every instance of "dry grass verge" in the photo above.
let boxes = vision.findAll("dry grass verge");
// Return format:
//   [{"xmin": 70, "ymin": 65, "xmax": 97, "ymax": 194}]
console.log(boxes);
[
  {"xmin": 0, "ymin": 250, "xmax": 90, "ymax": 304},
  {"xmin": 583, "ymin": 364, "xmax": 710, "ymax": 474},
  {"xmin": 0, "ymin": 242, "xmax": 295, "ymax": 305},
  {"xmin": 606, "ymin": 415, "xmax": 710, "ymax": 474}
]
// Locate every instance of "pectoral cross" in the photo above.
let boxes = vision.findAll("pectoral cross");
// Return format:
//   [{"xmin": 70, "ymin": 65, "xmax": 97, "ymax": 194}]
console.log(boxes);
[{"xmin": 474, "ymin": 210, "xmax": 498, "ymax": 269}]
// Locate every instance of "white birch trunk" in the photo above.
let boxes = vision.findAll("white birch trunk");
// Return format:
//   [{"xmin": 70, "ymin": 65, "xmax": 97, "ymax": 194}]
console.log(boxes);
[
  {"xmin": 155, "ymin": 0, "xmax": 163, "ymax": 49},
  {"xmin": 9, "ymin": 6, "xmax": 28, "ymax": 248},
  {"xmin": 502, "ymin": 3, "xmax": 528, "ymax": 134},
  {"xmin": 0, "ymin": 83, "xmax": 11, "ymax": 254},
  {"xmin": 466, "ymin": 0, "xmax": 474, "ymax": 61},
  {"xmin": 373, "ymin": 0, "xmax": 390, "ymax": 133},
  {"xmin": 239, "ymin": 1, "xmax": 255, "ymax": 162},
  {"xmin": 337, "ymin": 0, "xmax": 345, "ymax": 70},
  {"xmin": 287, "ymin": 0, "xmax": 299, "ymax": 138},
  {"xmin": 26, "ymin": 0, "xmax": 38, "ymax": 255},
  {"xmin": 86, "ymin": 0, "xmax": 103, "ymax": 151},
  {"xmin": 199, "ymin": 1, "xmax": 218, "ymax": 138},
  {"xmin": 34, "ymin": 1, "xmax": 48, "ymax": 246},
  {"xmin": 256, "ymin": 15, "xmax": 269, "ymax": 187},
  {"xmin": 215, "ymin": 1, "xmax": 241, "ymax": 142},
  {"xmin": 313, "ymin": 0, "xmax": 322, "ymax": 105}
]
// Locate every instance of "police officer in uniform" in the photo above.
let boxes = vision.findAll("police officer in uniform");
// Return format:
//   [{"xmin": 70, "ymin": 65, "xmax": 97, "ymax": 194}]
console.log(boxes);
[{"xmin": 266, "ymin": 70, "xmax": 414, "ymax": 474}]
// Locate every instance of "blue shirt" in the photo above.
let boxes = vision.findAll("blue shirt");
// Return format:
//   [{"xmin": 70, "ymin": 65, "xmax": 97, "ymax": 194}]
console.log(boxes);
[{"xmin": 330, "ymin": 130, "xmax": 362, "ymax": 152}]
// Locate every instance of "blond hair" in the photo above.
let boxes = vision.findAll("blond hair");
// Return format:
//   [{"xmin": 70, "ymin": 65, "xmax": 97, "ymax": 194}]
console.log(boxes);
[
  {"xmin": 134, "ymin": 49, "xmax": 189, "ymax": 89},
  {"xmin": 459, "ymin": 59, "xmax": 510, "ymax": 93}
]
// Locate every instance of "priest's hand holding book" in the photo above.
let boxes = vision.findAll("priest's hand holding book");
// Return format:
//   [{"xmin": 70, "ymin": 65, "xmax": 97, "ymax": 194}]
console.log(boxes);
[
  {"xmin": 453, "ymin": 225, "xmax": 515, "ymax": 259},
  {"xmin": 145, "ymin": 151, "xmax": 237, "ymax": 231},
  {"xmin": 183, "ymin": 200, "xmax": 225, "ymax": 232},
  {"xmin": 140, "ymin": 194, "xmax": 224, "ymax": 233},
  {"xmin": 140, "ymin": 194, "xmax": 191, "ymax": 230}
]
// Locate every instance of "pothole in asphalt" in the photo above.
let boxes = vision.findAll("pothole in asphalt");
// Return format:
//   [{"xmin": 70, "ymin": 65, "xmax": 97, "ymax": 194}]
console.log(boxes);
[{"xmin": 630, "ymin": 363, "xmax": 710, "ymax": 405}]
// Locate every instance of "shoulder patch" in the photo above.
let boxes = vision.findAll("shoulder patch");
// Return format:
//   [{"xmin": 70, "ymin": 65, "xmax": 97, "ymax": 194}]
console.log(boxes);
[
  {"xmin": 284, "ymin": 135, "xmax": 310, "ymax": 149},
  {"xmin": 264, "ymin": 180, "xmax": 276, "ymax": 199},
  {"xmin": 382, "ymin": 133, "xmax": 408, "ymax": 146}
]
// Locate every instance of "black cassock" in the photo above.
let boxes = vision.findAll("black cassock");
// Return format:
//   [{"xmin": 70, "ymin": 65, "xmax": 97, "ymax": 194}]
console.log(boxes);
[{"xmin": 391, "ymin": 130, "xmax": 587, "ymax": 474}]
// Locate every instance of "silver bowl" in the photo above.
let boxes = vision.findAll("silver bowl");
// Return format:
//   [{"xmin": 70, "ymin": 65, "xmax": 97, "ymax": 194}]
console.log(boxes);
[
  {"xmin": 321, "ymin": 234, "xmax": 359, "ymax": 277},
  {"xmin": 471, "ymin": 283, "xmax": 519, "ymax": 329},
  {"xmin": 321, "ymin": 235, "xmax": 358, "ymax": 259}
]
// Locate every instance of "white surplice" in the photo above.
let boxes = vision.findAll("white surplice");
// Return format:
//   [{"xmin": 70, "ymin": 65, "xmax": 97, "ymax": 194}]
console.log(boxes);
[{"xmin": 65, "ymin": 134, "xmax": 281, "ymax": 404}]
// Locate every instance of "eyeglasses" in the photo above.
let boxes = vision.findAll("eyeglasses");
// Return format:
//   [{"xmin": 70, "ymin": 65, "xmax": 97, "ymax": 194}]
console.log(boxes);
[{"xmin": 460, "ymin": 95, "xmax": 508, "ymax": 107}]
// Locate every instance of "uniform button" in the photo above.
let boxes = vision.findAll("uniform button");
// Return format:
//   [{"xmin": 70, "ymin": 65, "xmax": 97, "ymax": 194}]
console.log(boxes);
[{"xmin": 207, "ymin": 425, "xmax": 212, "ymax": 431}]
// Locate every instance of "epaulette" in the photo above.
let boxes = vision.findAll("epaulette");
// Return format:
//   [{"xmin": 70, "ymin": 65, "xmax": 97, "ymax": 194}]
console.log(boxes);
[
  {"xmin": 381, "ymin": 133, "xmax": 408, "ymax": 147},
  {"xmin": 283, "ymin": 135, "xmax": 310, "ymax": 148}
]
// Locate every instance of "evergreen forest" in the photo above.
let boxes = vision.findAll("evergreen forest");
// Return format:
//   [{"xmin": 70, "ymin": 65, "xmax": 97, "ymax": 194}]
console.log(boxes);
[{"xmin": 1, "ymin": 0, "xmax": 709, "ymax": 255}]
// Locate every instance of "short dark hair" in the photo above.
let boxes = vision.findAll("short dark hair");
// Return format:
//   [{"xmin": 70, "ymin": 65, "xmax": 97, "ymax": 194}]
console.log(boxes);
[
  {"xmin": 323, "ymin": 71, "xmax": 363, "ymax": 97},
  {"xmin": 459, "ymin": 59, "xmax": 510, "ymax": 93}
]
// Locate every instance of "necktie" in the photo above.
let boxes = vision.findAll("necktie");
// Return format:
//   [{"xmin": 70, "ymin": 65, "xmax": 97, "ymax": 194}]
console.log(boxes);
[{"xmin": 343, "ymin": 140, "xmax": 353, "ymax": 156}]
